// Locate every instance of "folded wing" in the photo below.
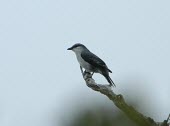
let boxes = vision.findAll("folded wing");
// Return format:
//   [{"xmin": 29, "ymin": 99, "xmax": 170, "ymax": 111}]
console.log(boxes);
[{"xmin": 81, "ymin": 51, "xmax": 112, "ymax": 73}]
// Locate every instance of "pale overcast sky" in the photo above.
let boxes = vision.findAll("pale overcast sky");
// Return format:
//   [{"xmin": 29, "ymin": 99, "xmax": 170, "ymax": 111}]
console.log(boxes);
[{"xmin": 0, "ymin": 0, "xmax": 170, "ymax": 126}]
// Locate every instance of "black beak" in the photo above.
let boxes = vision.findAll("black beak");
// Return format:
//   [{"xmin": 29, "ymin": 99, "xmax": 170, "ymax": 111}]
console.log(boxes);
[{"xmin": 67, "ymin": 47, "xmax": 72, "ymax": 50}]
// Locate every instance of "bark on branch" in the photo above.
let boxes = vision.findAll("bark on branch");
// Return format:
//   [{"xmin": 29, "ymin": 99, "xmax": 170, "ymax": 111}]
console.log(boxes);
[{"xmin": 80, "ymin": 66, "xmax": 169, "ymax": 126}]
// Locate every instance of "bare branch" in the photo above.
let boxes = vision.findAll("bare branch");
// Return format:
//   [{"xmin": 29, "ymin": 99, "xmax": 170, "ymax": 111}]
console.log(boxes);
[{"xmin": 80, "ymin": 67, "xmax": 169, "ymax": 126}]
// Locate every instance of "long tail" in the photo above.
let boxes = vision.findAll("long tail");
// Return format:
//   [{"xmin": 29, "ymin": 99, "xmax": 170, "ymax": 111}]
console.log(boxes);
[{"xmin": 102, "ymin": 72, "xmax": 116, "ymax": 87}]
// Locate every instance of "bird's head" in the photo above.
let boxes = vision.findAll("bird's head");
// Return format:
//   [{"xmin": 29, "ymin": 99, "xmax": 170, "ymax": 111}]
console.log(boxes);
[{"xmin": 67, "ymin": 43, "xmax": 87, "ymax": 53}]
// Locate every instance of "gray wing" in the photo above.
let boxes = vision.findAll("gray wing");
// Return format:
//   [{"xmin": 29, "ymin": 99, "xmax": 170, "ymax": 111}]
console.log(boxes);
[{"xmin": 81, "ymin": 51, "xmax": 112, "ymax": 73}]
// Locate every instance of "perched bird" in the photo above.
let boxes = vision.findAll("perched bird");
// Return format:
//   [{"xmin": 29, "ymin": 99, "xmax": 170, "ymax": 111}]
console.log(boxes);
[{"xmin": 67, "ymin": 43, "xmax": 116, "ymax": 87}]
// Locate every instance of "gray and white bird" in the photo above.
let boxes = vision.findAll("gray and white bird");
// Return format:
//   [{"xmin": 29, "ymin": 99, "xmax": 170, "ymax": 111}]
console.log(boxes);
[{"xmin": 67, "ymin": 43, "xmax": 116, "ymax": 87}]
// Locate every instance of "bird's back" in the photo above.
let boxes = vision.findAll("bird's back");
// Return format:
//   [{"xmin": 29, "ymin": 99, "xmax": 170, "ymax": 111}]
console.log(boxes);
[{"xmin": 81, "ymin": 50, "xmax": 112, "ymax": 73}]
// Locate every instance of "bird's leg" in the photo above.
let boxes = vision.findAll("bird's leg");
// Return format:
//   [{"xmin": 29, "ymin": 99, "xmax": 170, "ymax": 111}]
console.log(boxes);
[
  {"xmin": 84, "ymin": 70, "xmax": 91, "ymax": 75},
  {"xmin": 80, "ymin": 66, "xmax": 89, "ymax": 77},
  {"xmin": 84, "ymin": 70, "xmax": 93, "ymax": 79},
  {"xmin": 80, "ymin": 66, "xmax": 84, "ymax": 76},
  {"xmin": 80, "ymin": 66, "xmax": 93, "ymax": 79},
  {"xmin": 80, "ymin": 66, "xmax": 83, "ymax": 72},
  {"xmin": 91, "ymin": 72, "xmax": 94, "ymax": 76}
]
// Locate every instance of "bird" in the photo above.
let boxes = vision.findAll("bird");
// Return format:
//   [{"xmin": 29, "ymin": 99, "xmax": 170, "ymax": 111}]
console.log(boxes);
[{"xmin": 67, "ymin": 43, "xmax": 116, "ymax": 87}]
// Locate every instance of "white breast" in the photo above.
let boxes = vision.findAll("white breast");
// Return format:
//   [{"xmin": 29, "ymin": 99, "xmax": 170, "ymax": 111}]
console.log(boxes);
[{"xmin": 75, "ymin": 53, "xmax": 92, "ymax": 72}]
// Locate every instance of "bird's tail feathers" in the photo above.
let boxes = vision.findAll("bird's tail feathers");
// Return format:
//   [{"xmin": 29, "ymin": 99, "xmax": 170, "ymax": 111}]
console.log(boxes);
[
  {"xmin": 107, "ymin": 68, "xmax": 112, "ymax": 73},
  {"xmin": 108, "ymin": 76, "xmax": 116, "ymax": 87},
  {"xmin": 103, "ymin": 73, "xmax": 116, "ymax": 87}
]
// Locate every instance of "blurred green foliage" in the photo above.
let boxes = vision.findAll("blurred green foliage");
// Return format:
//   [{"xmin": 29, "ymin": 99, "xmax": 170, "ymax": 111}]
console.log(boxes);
[{"xmin": 64, "ymin": 105, "xmax": 138, "ymax": 126}]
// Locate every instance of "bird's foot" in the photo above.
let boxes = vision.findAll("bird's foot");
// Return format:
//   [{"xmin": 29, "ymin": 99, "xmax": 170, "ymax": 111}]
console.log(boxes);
[{"xmin": 83, "ymin": 70, "xmax": 92, "ymax": 78}]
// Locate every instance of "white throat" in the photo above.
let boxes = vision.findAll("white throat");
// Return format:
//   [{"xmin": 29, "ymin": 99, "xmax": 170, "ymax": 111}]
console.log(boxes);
[{"xmin": 72, "ymin": 48, "xmax": 92, "ymax": 72}]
